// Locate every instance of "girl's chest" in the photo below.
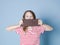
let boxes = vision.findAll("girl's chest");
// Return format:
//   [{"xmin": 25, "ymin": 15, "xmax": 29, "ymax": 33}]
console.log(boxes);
[{"xmin": 20, "ymin": 26, "xmax": 39, "ymax": 37}]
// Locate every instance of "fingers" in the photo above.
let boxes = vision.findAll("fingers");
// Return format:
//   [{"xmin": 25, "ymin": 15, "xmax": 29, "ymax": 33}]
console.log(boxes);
[
  {"xmin": 19, "ymin": 20, "xmax": 23, "ymax": 25},
  {"xmin": 38, "ymin": 19, "xmax": 43, "ymax": 25}
]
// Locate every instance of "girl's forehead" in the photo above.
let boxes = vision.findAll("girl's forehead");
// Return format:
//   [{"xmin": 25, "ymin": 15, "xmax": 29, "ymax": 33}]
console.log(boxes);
[{"xmin": 25, "ymin": 12, "xmax": 33, "ymax": 16}]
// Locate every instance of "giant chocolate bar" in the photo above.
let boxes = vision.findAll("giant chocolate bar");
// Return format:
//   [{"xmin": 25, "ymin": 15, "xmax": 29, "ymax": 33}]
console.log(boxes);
[{"xmin": 21, "ymin": 19, "xmax": 40, "ymax": 26}]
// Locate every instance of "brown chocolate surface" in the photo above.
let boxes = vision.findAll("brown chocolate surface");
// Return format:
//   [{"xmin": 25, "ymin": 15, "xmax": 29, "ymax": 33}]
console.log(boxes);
[{"xmin": 21, "ymin": 19, "xmax": 40, "ymax": 26}]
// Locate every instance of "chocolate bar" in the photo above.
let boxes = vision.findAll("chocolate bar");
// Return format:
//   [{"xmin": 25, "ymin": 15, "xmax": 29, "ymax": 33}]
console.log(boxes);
[{"xmin": 21, "ymin": 19, "xmax": 40, "ymax": 26}]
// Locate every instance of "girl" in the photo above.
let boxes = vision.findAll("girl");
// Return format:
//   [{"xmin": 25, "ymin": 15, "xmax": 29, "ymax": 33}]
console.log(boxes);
[{"xmin": 6, "ymin": 10, "xmax": 53, "ymax": 45}]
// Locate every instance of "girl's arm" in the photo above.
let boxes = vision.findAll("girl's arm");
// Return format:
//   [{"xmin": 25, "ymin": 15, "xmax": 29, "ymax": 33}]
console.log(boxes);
[
  {"xmin": 38, "ymin": 19, "xmax": 53, "ymax": 31},
  {"xmin": 6, "ymin": 20, "xmax": 23, "ymax": 31},
  {"xmin": 6, "ymin": 25, "xmax": 20, "ymax": 31},
  {"xmin": 42, "ymin": 24, "xmax": 53, "ymax": 31}
]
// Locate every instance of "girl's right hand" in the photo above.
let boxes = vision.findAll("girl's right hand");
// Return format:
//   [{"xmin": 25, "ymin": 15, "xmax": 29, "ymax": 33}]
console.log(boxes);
[{"xmin": 19, "ymin": 20, "xmax": 23, "ymax": 26}]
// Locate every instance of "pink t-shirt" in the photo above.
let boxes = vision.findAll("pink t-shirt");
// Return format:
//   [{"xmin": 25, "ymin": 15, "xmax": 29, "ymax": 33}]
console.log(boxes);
[{"xmin": 15, "ymin": 26, "xmax": 45, "ymax": 45}]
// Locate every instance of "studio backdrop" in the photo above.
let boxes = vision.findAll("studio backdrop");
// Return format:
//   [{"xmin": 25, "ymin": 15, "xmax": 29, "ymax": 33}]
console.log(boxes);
[{"xmin": 0, "ymin": 0, "xmax": 60, "ymax": 45}]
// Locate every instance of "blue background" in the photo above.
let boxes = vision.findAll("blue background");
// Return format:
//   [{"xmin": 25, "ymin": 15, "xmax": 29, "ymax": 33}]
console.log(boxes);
[{"xmin": 0, "ymin": 0, "xmax": 60, "ymax": 45}]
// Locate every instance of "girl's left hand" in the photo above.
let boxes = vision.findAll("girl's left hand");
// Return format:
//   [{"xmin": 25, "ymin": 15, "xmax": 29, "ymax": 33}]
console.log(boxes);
[{"xmin": 38, "ymin": 19, "xmax": 43, "ymax": 25}]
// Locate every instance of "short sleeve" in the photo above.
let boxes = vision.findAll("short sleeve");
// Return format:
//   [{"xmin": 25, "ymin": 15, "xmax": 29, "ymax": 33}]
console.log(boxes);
[
  {"xmin": 38, "ymin": 26, "xmax": 45, "ymax": 34},
  {"xmin": 15, "ymin": 27, "xmax": 23, "ymax": 34}
]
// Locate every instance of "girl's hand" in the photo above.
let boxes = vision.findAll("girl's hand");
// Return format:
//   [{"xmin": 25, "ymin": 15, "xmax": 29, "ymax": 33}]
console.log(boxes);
[
  {"xmin": 38, "ymin": 19, "xmax": 43, "ymax": 25},
  {"xmin": 19, "ymin": 20, "xmax": 23, "ymax": 26}
]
